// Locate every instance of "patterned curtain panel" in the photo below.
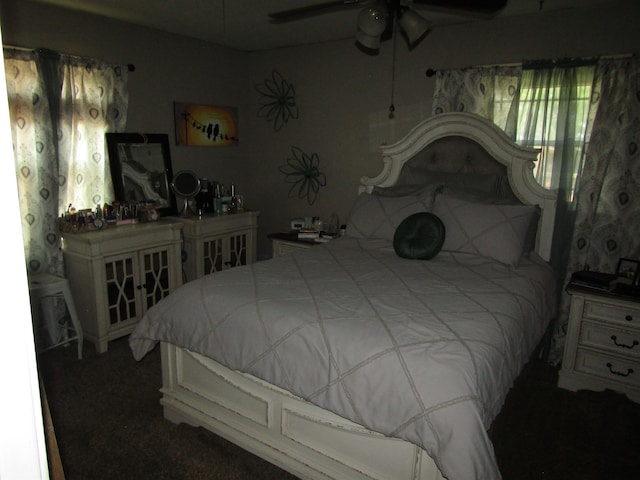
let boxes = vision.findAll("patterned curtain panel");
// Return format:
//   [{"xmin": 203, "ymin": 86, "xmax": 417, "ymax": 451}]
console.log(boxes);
[
  {"xmin": 4, "ymin": 48, "xmax": 129, "ymax": 276},
  {"xmin": 548, "ymin": 57, "xmax": 640, "ymax": 364},
  {"xmin": 431, "ymin": 66, "xmax": 522, "ymax": 136},
  {"xmin": 58, "ymin": 56, "xmax": 129, "ymax": 210}
]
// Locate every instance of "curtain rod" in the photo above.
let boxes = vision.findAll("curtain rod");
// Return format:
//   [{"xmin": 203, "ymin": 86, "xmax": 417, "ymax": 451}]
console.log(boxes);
[
  {"xmin": 3, "ymin": 44, "xmax": 135, "ymax": 72},
  {"xmin": 425, "ymin": 53, "xmax": 633, "ymax": 77}
]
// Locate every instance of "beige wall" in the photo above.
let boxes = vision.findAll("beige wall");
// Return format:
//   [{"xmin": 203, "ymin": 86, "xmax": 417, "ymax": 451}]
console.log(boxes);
[
  {"xmin": 2, "ymin": 1, "xmax": 639, "ymax": 259},
  {"xmin": 0, "ymin": 0, "xmax": 252, "ymax": 209}
]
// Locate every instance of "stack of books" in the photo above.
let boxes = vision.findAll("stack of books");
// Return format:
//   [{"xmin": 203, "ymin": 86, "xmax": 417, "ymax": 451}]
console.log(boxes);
[
  {"xmin": 568, "ymin": 270, "xmax": 617, "ymax": 292},
  {"xmin": 297, "ymin": 228, "xmax": 319, "ymax": 240}
]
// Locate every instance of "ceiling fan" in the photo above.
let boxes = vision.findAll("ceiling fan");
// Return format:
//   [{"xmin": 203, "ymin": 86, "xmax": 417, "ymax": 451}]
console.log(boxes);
[{"xmin": 269, "ymin": 0, "xmax": 508, "ymax": 53}]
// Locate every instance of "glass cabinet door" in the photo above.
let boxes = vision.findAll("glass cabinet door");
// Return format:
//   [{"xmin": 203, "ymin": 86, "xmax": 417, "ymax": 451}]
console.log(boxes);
[
  {"xmin": 228, "ymin": 232, "xmax": 248, "ymax": 268},
  {"xmin": 141, "ymin": 246, "xmax": 171, "ymax": 310},
  {"xmin": 201, "ymin": 231, "xmax": 249, "ymax": 275},
  {"xmin": 104, "ymin": 246, "xmax": 173, "ymax": 328},
  {"xmin": 203, "ymin": 237, "xmax": 224, "ymax": 274},
  {"xmin": 105, "ymin": 253, "xmax": 139, "ymax": 326}
]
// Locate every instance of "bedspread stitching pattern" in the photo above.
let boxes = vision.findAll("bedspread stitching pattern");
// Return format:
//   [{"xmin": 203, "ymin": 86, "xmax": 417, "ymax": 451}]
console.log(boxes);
[{"xmin": 130, "ymin": 238, "xmax": 555, "ymax": 480}]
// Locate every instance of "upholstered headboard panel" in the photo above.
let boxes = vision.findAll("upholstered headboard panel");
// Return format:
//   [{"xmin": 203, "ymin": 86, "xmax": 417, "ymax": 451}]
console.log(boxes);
[
  {"xmin": 392, "ymin": 136, "xmax": 521, "ymax": 204},
  {"xmin": 359, "ymin": 112, "xmax": 558, "ymax": 261},
  {"xmin": 397, "ymin": 136, "xmax": 508, "ymax": 177}
]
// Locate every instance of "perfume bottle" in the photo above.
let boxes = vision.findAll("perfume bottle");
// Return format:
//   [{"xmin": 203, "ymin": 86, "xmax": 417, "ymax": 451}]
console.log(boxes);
[
  {"xmin": 214, "ymin": 183, "xmax": 223, "ymax": 215},
  {"xmin": 230, "ymin": 183, "xmax": 237, "ymax": 212},
  {"xmin": 197, "ymin": 178, "xmax": 210, "ymax": 213}
]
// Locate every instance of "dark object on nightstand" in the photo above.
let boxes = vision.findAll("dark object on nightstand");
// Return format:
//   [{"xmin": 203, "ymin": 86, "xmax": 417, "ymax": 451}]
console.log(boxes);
[
  {"xmin": 568, "ymin": 270, "xmax": 640, "ymax": 299},
  {"xmin": 568, "ymin": 270, "xmax": 617, "ymax": 292}
]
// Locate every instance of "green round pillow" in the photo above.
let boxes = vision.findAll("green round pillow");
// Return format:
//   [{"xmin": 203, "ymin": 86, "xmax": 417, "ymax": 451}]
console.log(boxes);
[{"xmin": 393, "ymin": 212, "xmax": 445, "ymax": 260}]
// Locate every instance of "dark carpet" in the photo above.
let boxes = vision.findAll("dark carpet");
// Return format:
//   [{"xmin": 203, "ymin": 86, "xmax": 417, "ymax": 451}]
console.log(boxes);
[{"xmin": 38, "ymin": 337, "xmax": 640, "ymax": 480}]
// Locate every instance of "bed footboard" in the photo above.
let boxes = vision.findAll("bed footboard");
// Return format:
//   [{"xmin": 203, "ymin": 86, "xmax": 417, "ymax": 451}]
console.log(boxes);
[{"xmin": 160, "ymin": 342, "xmax": 446, "ymax": 480}]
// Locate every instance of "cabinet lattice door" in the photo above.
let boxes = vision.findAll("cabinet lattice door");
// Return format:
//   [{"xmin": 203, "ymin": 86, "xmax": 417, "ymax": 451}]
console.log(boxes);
[
  {"xmin": 142, "ymin": 248, "xmax": 171, "ymax": 308},
  {"xmin": 105, "ymin": 247, "xmax": 173, "ymax": 326},
  {"xmin": 228, "ymin": 232, "xmax": 248, "ymax": 268},
  {"xmin": 203, "ymin": 237, "xmax": 224, "ymax": 274},
  {"xmin": 105, "ymin": 254, "xmax": 137, "ymax": 325},
  {"xmin": 180, "ymin": 212, "xmax": 259, "ymax": 281}
]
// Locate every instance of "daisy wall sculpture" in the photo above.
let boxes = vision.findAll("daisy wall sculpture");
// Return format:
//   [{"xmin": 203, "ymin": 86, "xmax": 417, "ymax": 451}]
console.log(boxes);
[
  {"xmin": 255, "ymin": 70, "xmax": 299, "ymax": 131},
  {"xmin": 279, "ymin": 146, "xmax": 326, "ymax": 205}
]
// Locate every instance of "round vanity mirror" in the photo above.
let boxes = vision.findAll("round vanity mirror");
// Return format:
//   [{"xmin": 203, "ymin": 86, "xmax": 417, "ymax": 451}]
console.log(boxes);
[{"xmin": 171, "ymin": 170, "xmax": 201, "ymax": 216}]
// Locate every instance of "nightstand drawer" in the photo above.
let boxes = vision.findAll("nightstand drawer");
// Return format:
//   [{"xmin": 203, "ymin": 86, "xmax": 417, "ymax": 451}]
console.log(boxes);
[
  {"xmin": 269, "ymin": 233, "xmax": 316, "ymax": 258},
  {"xmin": 583, "ymin": 300, "xmax": 640, "ymax": 326},
  {"xmin": 273, "ymin": 240, "xmax": 311, "ymax": 257},
  {"xmin": 575, "ymin": 348, "xmax": 640, "ymax": 387},
  {"xmin": 580, "ymin": 321, "xmax": 640, "ymax": 359}
]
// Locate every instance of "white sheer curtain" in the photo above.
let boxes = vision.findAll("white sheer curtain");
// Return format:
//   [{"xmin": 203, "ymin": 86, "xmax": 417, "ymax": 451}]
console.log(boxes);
[
  {"xmin": 514, "ymin": 65, "xmax": 597, "ymax": 199},
  {"xmin": 4, "ymin": 48, "xmax": 128, "ymax": 276},
  {"xmin": 513, "ymin": 64, "xmax": 598, "ymax": 275}
]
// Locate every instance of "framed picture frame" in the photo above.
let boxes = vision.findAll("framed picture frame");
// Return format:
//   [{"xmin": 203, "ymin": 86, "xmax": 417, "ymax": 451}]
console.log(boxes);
[
  {"xmin": 615, "ymin": 257, "xmax": 640, "ymax": 286},
  {"xmin": 174, "ymin": 102, "xmax": 239, "ymax": 147},
  {"xmin": 106, "ymin": 132, "xmax": 177, "ymax": 216}
]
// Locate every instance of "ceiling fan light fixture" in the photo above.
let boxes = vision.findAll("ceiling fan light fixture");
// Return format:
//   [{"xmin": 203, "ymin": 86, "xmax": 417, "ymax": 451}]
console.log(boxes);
[
  {"xmin": 397, "ymin": 9, "xmax": 431, "ymax": 49},
  {"xmin": 355, "ymin": 3, "xmax": 388, "ymax": 52}
]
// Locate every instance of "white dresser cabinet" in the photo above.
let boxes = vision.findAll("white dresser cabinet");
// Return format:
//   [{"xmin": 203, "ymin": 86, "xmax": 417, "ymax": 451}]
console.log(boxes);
[
  {"xmin": 178, "ymin": 211, "xmax": 259, "ymax": 282},
  {"xmin": 558, "ymin": 287, "xmax": 640, "ymax": 403},
  {"xmin": 62, "ymin": 220, "xmax": 183, "ymax": 353}
]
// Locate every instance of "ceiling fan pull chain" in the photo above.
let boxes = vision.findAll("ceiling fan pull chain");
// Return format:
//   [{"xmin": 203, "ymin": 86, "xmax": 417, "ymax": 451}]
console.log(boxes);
[{"xmin": 389, "ymin": 14, "xmax": 398, "ymax": 119}]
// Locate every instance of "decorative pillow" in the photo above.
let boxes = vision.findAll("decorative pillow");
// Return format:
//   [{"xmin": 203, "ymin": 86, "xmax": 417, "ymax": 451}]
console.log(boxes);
[
  {"xmin": 346, "ymin": 187, "xmax": 437, "ymax": 241},
  {"xmin": 432, "ymin": 194, "xmax": 538, "ymax": 266},
  {"xmin": 393, "ymin": 213, "xmax": 445, "ymax": 260}
]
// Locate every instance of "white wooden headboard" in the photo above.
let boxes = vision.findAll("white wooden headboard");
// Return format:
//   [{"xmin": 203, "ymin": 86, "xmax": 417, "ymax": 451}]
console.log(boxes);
[{"xmin": 359, "ymin": 112, "xmax": 557, "ymax": 262}]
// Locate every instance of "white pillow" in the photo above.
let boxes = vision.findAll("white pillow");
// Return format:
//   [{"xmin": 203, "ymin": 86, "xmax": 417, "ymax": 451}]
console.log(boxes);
[
  {"xmin": 346, "ymin": 187, "xmax": 437, "ymax": 241},
  {"xmin": 432, "ymin": 193, "xmax": 537, "ymax": 266}
]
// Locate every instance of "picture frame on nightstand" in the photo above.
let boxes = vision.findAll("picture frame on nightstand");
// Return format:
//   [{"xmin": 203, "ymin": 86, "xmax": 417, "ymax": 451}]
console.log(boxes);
[{"xmin": 615, "ymin": 257, "xmax": 640, "ymax": 287}]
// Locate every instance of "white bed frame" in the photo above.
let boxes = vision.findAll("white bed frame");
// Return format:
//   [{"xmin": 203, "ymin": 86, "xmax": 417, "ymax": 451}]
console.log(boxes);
[{"xmin": 158, "ymin": 113, "xmax": 557, "ymax": 480}]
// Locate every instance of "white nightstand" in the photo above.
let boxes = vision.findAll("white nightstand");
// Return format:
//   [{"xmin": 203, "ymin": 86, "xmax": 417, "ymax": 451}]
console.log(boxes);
[
  {"xmin": 268, "ymin": 232, "xmax": 315, "ymax": 258},
  {"xmin": 558, "ymin": 285, "xmax": 640, "ymax": 403}
]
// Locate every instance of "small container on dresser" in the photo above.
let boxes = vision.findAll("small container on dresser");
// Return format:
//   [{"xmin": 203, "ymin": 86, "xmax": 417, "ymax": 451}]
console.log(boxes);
[{"xmin": 558, "ymin": 285, "xmax": 640, "ymax": 403}]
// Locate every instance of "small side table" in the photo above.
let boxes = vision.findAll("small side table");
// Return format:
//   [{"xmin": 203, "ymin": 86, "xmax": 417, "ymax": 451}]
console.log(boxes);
[
  {"xmin": 558, "ymin": 284, "xmax": 640, "ymax": 403},
  {"xmin": 29, "ymin": 273, "xmax": 83, "ymax": 359},
  {"xmin": 268, "ymin": 232, "xmax": 316, "ymax": 258}
]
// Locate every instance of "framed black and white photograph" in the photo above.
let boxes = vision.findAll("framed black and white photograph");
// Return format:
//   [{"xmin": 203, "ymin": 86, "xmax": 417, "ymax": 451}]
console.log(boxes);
[{"xmin": 615, "ymin": 257, "xmax": 640, "ymax": 286}]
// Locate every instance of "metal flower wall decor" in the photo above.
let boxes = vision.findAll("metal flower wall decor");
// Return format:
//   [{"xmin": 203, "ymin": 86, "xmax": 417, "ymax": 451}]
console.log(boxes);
[
  {"xmin": 255, "ymin": 70, "xmax": 299, "ymax": 131},
  {"xmin": 279, "ymin": 146, "xmax": 326, "ymax": 205}
]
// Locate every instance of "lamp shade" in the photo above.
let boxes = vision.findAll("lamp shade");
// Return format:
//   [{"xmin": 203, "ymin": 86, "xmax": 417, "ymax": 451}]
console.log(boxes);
[
  {"xmin": 398, "ymin": 9, "xmax": 431, "ymax": 47},
  {"xmin": 355, "ymin": 3, "xmax": 388, "ymax": 50}
]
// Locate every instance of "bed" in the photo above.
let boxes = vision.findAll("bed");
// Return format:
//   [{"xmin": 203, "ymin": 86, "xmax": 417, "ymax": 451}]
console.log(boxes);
[{"xmin": 129, "ymin": 112, "xmax": 557, "ymax": 480}]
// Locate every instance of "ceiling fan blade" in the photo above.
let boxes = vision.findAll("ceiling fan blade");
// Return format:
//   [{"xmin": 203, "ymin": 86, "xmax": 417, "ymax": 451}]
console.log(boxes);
[
  {"xmin": 268, "ymin": 0, "xmax": 371, "ymax": 23},
  {"xmin": 411, "ymin": 0, "xmax": 508, "ymax": 17}
]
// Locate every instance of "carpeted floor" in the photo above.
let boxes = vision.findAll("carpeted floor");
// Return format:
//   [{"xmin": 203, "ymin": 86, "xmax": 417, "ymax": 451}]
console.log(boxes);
[{"xmin": 38, "ymin": 336, "xmax": 640, "ymax": 480}]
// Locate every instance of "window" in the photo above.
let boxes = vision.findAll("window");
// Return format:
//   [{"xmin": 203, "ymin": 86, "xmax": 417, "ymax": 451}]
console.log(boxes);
[
  {"xmin": 4, "ymin": 48, "xmax": 128, "ymax": 274},
  {"xmin": 514, "ymin": 65, "xmax": 596, "ymax": 200}
]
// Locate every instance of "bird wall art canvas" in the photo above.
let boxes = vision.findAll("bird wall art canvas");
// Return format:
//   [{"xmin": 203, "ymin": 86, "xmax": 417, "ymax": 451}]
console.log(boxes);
[{"xmin": 174, "ymin": 102, "xmax": 239, "ymax": 146}]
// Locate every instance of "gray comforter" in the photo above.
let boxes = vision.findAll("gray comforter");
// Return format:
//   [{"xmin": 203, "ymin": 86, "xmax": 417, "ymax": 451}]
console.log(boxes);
[{"xmin": 130, "ymin": 237, "xmax": 555, "ymax": 480}]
